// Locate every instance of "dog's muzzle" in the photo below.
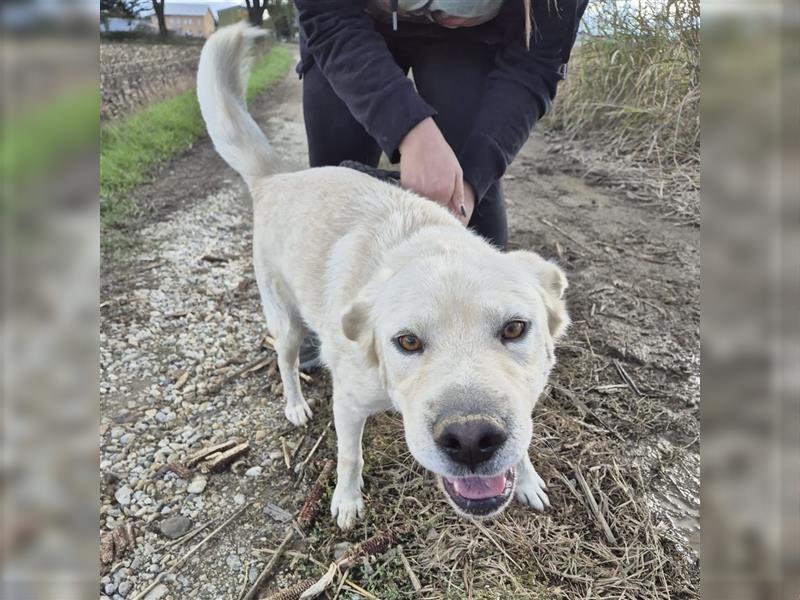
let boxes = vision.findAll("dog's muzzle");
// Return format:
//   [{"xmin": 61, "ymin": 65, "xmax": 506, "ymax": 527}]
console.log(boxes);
[
  {"xmin": 433, "ymin": 414, "xmax": 515, "ymax": 517},
  {"xmin": 439, "ymin": 469, "xmax": 516, "ymax": 517}
]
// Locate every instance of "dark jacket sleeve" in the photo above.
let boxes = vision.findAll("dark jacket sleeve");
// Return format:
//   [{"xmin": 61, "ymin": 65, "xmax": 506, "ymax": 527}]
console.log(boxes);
[
  {"xmin": 459, "ymin": 0, "xmax": 588, "ymax": 202},
  {"xmin": 294, "ymin": 0, "xmax": 437, "ymax": 158}
]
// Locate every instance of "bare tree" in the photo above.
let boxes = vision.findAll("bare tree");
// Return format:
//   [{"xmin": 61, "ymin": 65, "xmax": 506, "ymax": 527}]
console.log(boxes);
[
  {"xmin": 265, "ymin": 1, "xmax": 297, "ymax": 39},
  {"xmin": 100, "ymin": 0, "xmax": 145, "ymax": 19},
  {"xmin": 152, "ymin": 0, "xmax": 168, "ymax": 36},
  {"xmin": 244, "ymin": 0, "xmax": 267, "ymax": 26}
]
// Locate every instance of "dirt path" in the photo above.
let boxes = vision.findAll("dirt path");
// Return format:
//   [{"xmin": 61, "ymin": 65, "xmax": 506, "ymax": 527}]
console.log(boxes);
[{"xmin": 101, "ymin": 63, "xmax": 699, "ymax": 599}]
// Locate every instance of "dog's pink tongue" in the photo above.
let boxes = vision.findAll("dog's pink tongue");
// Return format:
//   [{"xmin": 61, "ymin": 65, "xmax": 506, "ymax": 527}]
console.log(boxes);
[{"xmin": 451, "ymin": 474, "xmax": 507, "ymax": 500}]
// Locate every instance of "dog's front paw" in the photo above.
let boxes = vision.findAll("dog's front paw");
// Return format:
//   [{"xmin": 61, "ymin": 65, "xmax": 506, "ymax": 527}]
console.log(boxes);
[
  {"xmin": 284, "ymin": 399, "xmax": 312, "ymax": 427},
  {"xmin": 331, "ymin": 486, "xmax": 364, "ymax": 530},
  {"xmin": 515, "ymin": 468, "xmax": 550, "ymax": 512}
]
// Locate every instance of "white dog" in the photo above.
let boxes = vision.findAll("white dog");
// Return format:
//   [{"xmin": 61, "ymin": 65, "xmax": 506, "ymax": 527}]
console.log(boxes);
[{"xmin": 197, "ymin": 24, "xmax": 569, "ymax": 529}]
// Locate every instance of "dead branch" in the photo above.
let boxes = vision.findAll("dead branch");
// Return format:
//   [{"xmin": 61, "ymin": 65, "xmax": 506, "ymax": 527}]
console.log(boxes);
[
  {"xmin": 242, "ymin": 528, "xmax": 295, "ymax": 600},
  {"xmin": 186, "ymin": 438, "xmax": 241, "ymax": 467},
  {"xmin": 201, "ymin": 441, "xmax": 251, "ymax": 473}
]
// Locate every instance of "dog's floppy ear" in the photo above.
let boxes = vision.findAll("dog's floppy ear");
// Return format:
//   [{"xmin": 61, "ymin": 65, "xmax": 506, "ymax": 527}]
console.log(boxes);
[
  {"xmin": 341, "ymin": 268, "xmax": 393, "ymax": 365},
  {"xmin": 509, "ymin": 250, "xmax": 570, "ymax": 339}
]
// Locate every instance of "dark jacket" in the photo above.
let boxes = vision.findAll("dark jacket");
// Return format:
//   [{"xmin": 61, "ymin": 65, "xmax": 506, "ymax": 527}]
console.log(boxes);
[{"xmin": 294, "ymin": 0, "xmax": 588, "ymax": 202}]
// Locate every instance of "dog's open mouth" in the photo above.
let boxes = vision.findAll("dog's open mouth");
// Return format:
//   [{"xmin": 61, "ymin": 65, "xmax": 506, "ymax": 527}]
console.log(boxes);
[{"xmin": 440, "ymin": 469, "xmax": 516, "ymax": 517}]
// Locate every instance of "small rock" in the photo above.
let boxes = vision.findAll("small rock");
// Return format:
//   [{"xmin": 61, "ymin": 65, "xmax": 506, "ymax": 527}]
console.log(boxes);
[
  {"xmin": 187, "ymin": 476, "xmax": 207, "ymax": 494},
  {"xmin": 226, "ymin": 554, "xmax": 242, "ymax": 571},
  {"xmin": 233, "ymin": 494, "xmax": 245, "ymax": 505},
  {"xmin": 248, "ymin": 565, "xmax": 259, "ymax": 584},
  {"xmin": 115, "ymin": 485, "xmax": 132, "ymax": 506},
  {"xmin": 244, "ymin": 467, "xmax": 261, "ymax": 478},
  {"xmin": 158, "ymin": 516, "xmax": 192, "ymax": 539},
  {"xmin": 254, "ymin": 430, "xmax": 267, "ymax": 443},
  {"xmin": 104, "ymin": 582, "xmax": 118, "ymax": 595},
  {"xmin": 117, "ymin": 581, "xmax": 132, "ymax": 596},
  {"xmin": 120, "ymin": 433, "xmax": 136, "ymax": 445}
]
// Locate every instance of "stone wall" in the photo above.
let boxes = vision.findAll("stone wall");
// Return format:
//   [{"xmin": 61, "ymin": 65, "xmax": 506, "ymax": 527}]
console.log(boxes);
[{"xmin": 100, "ymin": 42, "xmax": 202, "ymax": 121}]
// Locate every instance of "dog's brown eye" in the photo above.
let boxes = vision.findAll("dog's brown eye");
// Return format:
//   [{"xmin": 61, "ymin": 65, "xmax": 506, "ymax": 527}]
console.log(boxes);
[
  {"xmin": 396, "ymin": 334, "xmax": 423, "ymax": 353},
  {"xmin": 501, "ymin": 320, "xmax": 527, "ymax": 341}
]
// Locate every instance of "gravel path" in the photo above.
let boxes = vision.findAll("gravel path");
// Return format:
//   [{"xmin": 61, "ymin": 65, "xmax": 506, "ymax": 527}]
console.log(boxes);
[{"xmin": 101, "ymin": 60, "xmax": 699, "ymax": 599}]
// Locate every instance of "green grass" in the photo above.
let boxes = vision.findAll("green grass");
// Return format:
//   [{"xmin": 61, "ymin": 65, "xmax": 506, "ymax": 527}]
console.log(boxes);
[
  {"xmin": 100, "ymin": 45, "xmax": 293, "ymax": 227},
  {"xmin": 1, "ymin": 87, "xmax": 100, "ymax": 196}
]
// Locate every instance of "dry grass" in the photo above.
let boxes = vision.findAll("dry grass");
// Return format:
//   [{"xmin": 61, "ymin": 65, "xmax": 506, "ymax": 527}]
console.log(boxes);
[
  {"xmin": 264, "ymin": 354, "xmax": 698, "ymax": 599},
  {"xmin": 547, "ymin": 0, "xmax": 699, "ymax": 223}
]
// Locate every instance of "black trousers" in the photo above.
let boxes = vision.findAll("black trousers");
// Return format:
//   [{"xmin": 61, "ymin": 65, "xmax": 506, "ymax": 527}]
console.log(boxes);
[{"xmin": 301, "ymin": 35, "xmax": 508, "ymax": 250}]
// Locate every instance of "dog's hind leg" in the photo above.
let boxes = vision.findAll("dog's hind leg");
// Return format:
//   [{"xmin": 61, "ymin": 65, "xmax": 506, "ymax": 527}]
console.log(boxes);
[
  {"xmin": 330, "ymin": 389, "xmax": 367, "ymax": 530},
  {"xmin": 255, "ymin": 270, "xmax": 313, "ymax": 427},
  {"xmin": 515, "ymin": 453, "xmax": 550, "ymax": 512}
]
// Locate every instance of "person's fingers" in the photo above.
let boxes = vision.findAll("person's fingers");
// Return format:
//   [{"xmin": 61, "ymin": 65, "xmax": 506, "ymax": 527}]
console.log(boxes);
[{"xmin": 451, "ymin": 173, "xmax": 466, "ymax": 223}]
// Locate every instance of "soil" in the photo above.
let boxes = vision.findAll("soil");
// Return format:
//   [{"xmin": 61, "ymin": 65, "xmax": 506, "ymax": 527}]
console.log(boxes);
[{"xmin": 101, "ymin": 57, "xmax": 699, "ymax": 599}]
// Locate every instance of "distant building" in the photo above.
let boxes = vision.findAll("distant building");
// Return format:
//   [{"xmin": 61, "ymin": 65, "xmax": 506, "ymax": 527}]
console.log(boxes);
[
  {"xmin": 101, "ymin": 17, "xmax": 154, "ymax": 33},
  {"xmin": 150, "ymin": 4, "xmax": 216, "ymax": 38},
  {"xmin": 145, "ymin": 3, "xmax": 248, "ymax": 38}
]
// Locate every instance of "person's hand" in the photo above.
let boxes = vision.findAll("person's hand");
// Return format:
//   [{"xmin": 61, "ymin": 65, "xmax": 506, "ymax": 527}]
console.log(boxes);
[
  {"xmin": 461, "ymin": 181, "xmax": 476, "ymax": 225},
  {"xmin": 399, "ymin": 118, "xmax": 468, "ymax": 223}
]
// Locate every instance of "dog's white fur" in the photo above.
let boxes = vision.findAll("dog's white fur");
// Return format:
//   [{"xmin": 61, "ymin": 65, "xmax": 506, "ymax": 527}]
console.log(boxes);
[{"xmin": 198, "ymin": 24, "xmax": 569, "ymax": 529}]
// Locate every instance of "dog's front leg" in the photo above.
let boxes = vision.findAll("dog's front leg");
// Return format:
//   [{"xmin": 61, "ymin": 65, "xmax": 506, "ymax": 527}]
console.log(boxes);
[
  {"xmin": 330, "ymin": 395, "xmax": 368, "ymax": 530},
  {"xmin": 515, "ymin": 453, "xmax": 551, "ymax": 512}
]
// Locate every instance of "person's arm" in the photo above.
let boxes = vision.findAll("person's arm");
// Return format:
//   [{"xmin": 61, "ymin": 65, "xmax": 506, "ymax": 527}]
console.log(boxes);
[
  {"xmin": 294, "ymin": 0, "xmax": 436, "ymax": 159},
  {"xmin": 296, "ymin": 0, "xmax": 471, "ymax": 221},
  {"xmin": 458, "ymin": 0, "xmax": 589, "ymax": 203}
]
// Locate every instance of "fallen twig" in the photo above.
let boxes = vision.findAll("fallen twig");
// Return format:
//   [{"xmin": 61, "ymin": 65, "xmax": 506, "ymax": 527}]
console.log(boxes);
[
  {"xmin": 280, "ymin": 437, "xmax": 292, "ymax": 471},
  {"xmin": 186, "ymin": 438, "xmax": 241, "ymax": 468},
  {"xmin": 132, "ymin": 504, "xmax": 249, "ymax": 600},
  {"xmin": 299, "ymin": 527, "xmax": 403, "ymax": 599},
  {"xmin": 341, "ymin": 581, "xmax": 379, "ymax": 600},
  {"xmin": 162, "ymin": 518, "xmax": 216, "ymax": 550},
  {"xmin": 540, "ymin": 218, "xmax": 594, "ymax": 253},
  {"xmin": 238, "ymin": 560, "xmax": 252, "ymax": 600},
  {"xmin": 201, "ymin": 254, "xmax": 230, "ymax": 263},
  {"xmin": 293, "ymin": 425, "xmax": 330, "ymax": 475},
  {"xmin": 241, "ymin": 528, "xmax": 295, "ymax": 600},
  {"xmin": 201, "ymin": 441, "xmax": 250, "ymax": 473},
  {"xmin": 614, "ymin": 360, "xmax": 643, "ymax": 397},
  {"xmin": 573, "ymin": 466, "xmax": 617, "ymax": 545},
  {"xmin": 211, "ymin": 354, "xmax": 274, "ymax": 393},
  {"xmin": 550, "ymin": 383, "xmax": 625, "ymax": 442},
  {"xmin": 396, "ymin": 545, "xmax": 421, "ymax": 592}
]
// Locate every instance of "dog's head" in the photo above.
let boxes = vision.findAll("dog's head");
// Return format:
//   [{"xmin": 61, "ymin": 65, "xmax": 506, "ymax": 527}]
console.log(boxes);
[{"xmin": 342, "ymin": 239, "xmax": 569, "ymax": 519}]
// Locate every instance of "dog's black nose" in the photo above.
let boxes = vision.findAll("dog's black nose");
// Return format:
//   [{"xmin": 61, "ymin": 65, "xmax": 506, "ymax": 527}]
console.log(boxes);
[{"xmin": 434, "ymin": 417, "xmax": 507, "ymax": 471}]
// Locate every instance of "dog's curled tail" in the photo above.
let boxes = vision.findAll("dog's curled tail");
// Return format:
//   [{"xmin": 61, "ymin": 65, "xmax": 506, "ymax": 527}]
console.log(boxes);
[{"xmin": 197, "ymin": 23, "xmax": 277, "ymax": 182}]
